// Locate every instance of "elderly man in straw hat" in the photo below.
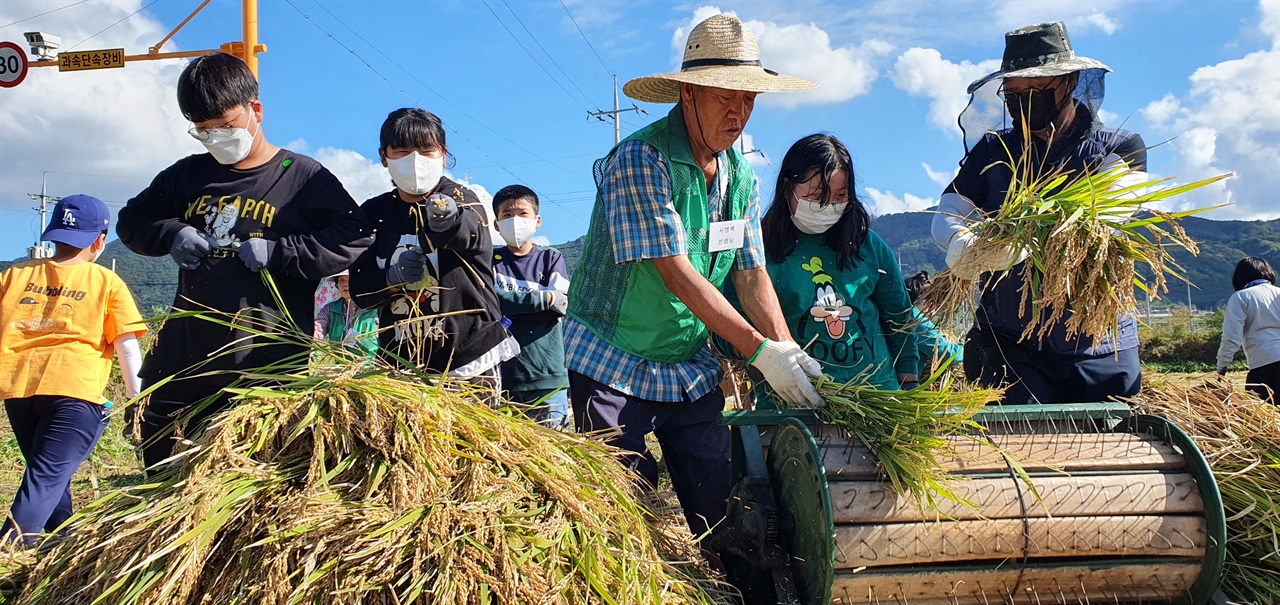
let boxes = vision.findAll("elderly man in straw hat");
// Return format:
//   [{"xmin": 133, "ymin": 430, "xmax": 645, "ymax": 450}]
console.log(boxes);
[
  {"xmin": 932, "ymin": 21, "xmax": 1149, "ymax": 405},
  {"xmin": 564, "ymin": 14, "xmax": 820, "ymax": 537}
]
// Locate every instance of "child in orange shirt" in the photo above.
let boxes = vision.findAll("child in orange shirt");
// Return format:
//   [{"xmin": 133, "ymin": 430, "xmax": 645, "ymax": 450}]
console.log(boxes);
[{"xmin": 0, "ymin": 195, "xmax": 146, "ymax": 545}]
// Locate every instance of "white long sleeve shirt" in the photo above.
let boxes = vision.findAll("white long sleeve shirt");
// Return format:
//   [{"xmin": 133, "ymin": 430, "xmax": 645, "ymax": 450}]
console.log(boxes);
[{"xmin": 1217, "ymin": 282, "xmax": 1280, "ymax": 370}]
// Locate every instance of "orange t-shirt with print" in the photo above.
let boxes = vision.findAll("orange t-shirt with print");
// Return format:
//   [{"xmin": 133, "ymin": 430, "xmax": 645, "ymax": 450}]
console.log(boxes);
[{"xmin": 0, "ymin": 259, "xmax": 147, "ymax": 405}]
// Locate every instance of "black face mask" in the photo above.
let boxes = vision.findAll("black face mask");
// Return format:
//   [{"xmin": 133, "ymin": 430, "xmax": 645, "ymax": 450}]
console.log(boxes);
[{"xmin": 1005, "ymin": 87, "xmax": 1063, "ymax": 132}]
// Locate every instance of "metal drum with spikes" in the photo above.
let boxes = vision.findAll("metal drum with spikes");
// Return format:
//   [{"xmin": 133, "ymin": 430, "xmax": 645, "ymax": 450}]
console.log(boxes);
[{"xmin": 715, "ymin": 402, "xmax": 1226, "ymax": 605}]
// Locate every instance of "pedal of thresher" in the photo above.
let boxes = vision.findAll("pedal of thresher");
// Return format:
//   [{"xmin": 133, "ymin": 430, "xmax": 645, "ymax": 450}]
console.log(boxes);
[{"xmin": 717, "ymin": 402, "xmax": 1228, "ymax": 605}]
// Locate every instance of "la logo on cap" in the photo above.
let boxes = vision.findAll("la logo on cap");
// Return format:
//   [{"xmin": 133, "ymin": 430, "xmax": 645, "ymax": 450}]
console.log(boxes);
[{"xmin": 62, "ymin": 209, "xmax": 76, "ymax": 227}]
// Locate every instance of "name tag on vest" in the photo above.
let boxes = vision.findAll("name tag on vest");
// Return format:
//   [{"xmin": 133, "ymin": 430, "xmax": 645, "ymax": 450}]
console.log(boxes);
[{"xmin": 708, "ymin": 220, "xmax": 746, "ymax": 252}]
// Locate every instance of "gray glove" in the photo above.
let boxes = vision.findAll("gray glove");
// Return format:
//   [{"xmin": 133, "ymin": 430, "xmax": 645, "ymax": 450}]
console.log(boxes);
[
  {"xmin": 237, "ymin": 238, "xmax": 275, "ymax": 272},
  {"xmin": 546, "ymin": 290, "xmax": 568, "ymax": 316},
  {"xmin": 170, "ymin": 226, "xmax": 217, "ymax": 270},
  {"xmin": 387, "ymin": 248, "xmax": 427, "ymax": 287},
  {"xmin": 425, "ymin": 193, "xmax": 459, "ymax": 232}
]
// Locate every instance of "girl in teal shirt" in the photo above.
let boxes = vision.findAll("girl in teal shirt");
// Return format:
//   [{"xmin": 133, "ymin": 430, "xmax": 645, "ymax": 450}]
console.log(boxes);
[{"xmin": 758, "ymin": 134, "xmax": 919, "ymax": 389}]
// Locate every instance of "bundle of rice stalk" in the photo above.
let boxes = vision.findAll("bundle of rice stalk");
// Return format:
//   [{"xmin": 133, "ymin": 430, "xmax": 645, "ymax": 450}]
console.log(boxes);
[
  {"xmin": 11, "ymin": 368, "xmax": 729, "ymax": 605},
  {"xmin": 810, "ymin": 368, "xmax": 1013, "ymax": 512},
  {"xmin": 1128, "ymin": 379, "xmax": 1280, "ymax": 605},
  {"xmin": 926, "ymin": 136, "xmax": 1229, "ymax": 345}
]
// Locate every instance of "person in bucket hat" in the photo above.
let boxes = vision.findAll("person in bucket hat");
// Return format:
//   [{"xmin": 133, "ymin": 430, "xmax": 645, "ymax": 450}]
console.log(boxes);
[
  {"xmin": 932, "ymin": 21, "xmax": 1150, "ymax": 405},
  {"xmin": 564, "ymin": 13, "xmax": 820, "ymax": 543}
]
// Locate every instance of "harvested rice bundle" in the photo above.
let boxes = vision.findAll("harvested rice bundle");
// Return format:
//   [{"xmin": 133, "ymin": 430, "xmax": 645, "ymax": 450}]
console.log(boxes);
[
  {"xmin": 12, "ymin": 370, "xmax": 729, "ymax": 605},
  {"xmin": 1129, "ymin": 379, "xmax": 1280, "ymax": 604},
  {"xmin": 812, "ymin": 371, "xmax": 1009, "ymax": 512},
  {"xmin": 927, "ymin": 137, "xmax": 1229, "ymax": 345}
]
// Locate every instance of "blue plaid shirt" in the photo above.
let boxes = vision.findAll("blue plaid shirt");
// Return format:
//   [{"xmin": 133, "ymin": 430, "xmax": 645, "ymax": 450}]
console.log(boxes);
[{"xmin": 565, "ymin": 140, "xmax": 764, "ymax": 402}]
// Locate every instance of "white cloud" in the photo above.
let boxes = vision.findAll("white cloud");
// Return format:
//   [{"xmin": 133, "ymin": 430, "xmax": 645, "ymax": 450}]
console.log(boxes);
[
  {"xmin": 862, "ymin": 187, "xmax": 934, "ymax": 216},
  {"xmin": 0, "ymin": 1, "xmax": 199, "ymax": 219},
  {"xmin": 736, "ymin": 132, "xmax": 769, "ymax": 171},
  {"xmin": 922, "ymin": 162, "xmax": 957, "ymax": 189},
  {"xmin": 312, "ymin": 147, "xmax": 388, "ymax": 203},
  {"xmin": 1139, "ymin": 1, "xmax": 1280, "ymax": 220},
  {"xmin": 530, "ymin": 235, "xmax": 552, "ymax": 247},
  {"xmin": 674, "ymin": 6, "xmax": 891, "ymax": 108},
  {"xmin": 990, "ymin": 1, "xmax": 1125, "ymax": 36},
  {"xmin": 890, "ymin": 48, "xmax": 1000, "ymax": 138}
]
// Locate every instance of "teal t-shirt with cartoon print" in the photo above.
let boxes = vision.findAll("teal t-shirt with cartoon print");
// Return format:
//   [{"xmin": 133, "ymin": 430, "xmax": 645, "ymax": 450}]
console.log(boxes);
[{"xmin": 764, "ymin": 231, "xmax": 918, "ymax": 388}]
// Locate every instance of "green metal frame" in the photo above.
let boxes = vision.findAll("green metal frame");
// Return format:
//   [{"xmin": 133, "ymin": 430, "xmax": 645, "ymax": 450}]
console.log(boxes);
[
  {"xmin": 719, "ymin": 402, "xmax": 1133, "ymax": 428},
  {"xmin": 767, "ymin": 418, "xmax": 835, "ymax": 605},
  {"xmin": 1116, "ymin": 414, "xmax": 1227, "ymax": 605}
]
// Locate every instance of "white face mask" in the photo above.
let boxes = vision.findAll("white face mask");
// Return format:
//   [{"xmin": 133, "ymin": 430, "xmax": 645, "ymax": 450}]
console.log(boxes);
[
  {"xmin": 201, "ymin": 124, "xmax": 256, "ymax": 165},
  {"xmin": 387, "ymin": 151, "xmax": 445, "ymax": 195},
  {"xmin": 791, "ymin": 200, "xmax": 847, "ymax": 234},
  {"xmin": 498, "ymin": 216, "xmax": 538, "ymax": 248}
]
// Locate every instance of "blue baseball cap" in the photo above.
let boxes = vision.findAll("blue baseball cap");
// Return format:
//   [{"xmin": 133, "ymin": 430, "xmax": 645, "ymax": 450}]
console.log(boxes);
[{"xmin": 41, "ymin": 194, "xmax": 110, "ymax": 249}]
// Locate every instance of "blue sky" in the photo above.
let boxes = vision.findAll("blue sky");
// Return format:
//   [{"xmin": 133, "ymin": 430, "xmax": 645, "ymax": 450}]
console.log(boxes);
[{"xmin": 1, "ymin": 0, "xmax": 1277, "ymax": 261}]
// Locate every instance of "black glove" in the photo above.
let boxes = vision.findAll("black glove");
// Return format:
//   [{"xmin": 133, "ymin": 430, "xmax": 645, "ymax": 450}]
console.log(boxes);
[
  {"xmin": 170, "ymin": 226, "xmax": 217, "ymax": 270},
  {"xmin": 387, "ymin": 248, "xmax": 427, "ymax": 287},
  {"xmin": 237, "ymin": 238, "xmax": 275, "ymax": 272},
  {"xmin": 425, "ymin": 193, "xmax": 459, "ymax": 232}
]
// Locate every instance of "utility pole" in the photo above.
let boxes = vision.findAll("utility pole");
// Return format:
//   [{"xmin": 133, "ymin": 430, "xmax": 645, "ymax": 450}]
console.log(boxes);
[
  {"xmin": 588, "ymin": 74, "xmax": 641, "ymax": 145},
  {"xmin": 26, "ymin": 171, "xmax": 59, "ymax": 260}
]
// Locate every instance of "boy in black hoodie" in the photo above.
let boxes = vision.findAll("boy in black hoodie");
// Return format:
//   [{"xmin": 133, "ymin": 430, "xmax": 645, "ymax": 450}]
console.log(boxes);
[
  {"xmin": 117, "ymin": 53, "xmax": 371, "ymax": 472},
  {"xmin": 349, "ymin": 108, "xmax": 516, "ymax": 390}
]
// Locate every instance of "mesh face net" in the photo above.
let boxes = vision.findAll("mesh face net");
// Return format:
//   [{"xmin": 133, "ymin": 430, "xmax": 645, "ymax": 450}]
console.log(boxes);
[{"xmin": 957, "ymin": 68, "xmax": 1108, "ymax": 159}]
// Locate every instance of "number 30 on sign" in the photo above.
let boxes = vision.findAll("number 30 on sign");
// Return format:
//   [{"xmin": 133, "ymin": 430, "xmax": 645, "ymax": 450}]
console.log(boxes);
[{"xmin": 0, "ymin": 41, "xmax": 29, "ymax": 88}]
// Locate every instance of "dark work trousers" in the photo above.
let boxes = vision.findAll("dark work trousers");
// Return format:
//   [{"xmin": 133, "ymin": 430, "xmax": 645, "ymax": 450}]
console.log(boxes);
[
  {"xmin": 139, "ymin": 379, "xmax": 236, "ymax": 475},
  {"xmin": 568, "ymin": 371, "xmax": 731, "ymax": 539},
  {"xmin": 978, "ymin": 333, "xmax": 1142, "ymax": 404},
  {"xmin": 2, "ymin": 396, "xmax": 107, "ymax": 545},
  {"xmin": 1246, "ymin": 360, "xmax": 1280, "ymax": 406}
]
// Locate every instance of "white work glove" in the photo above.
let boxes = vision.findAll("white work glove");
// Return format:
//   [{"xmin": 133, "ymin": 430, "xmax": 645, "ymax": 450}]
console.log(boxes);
[
  {"xmin": 945, "ymin": 227, "xmax": 1028, "ymax": 281},
  {"xmin": 750, "ymin": 339, "xmax": 824, "ymax": 408},
  {"xmin": 545, "ymin": 290, "xmax": 568, "ymax": 316}
]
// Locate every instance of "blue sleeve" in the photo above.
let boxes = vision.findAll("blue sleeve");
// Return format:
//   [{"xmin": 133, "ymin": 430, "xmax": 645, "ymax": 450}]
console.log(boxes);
[
  {"xmin": 601, "ymin": 141, "xmax": 686, "ymax": 263},
  {"xmin": 912, "ymin": 307, "xmax": 963, "ymax": 370}
]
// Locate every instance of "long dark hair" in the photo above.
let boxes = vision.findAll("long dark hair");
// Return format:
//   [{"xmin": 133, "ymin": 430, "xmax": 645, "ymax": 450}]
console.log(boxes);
[{"xmin": 761, "ymin": 133, "xmax": 870, "ymax": 271}]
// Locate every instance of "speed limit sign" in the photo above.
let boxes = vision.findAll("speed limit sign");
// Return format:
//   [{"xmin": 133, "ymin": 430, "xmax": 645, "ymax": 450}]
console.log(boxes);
[{"xmin": 0, "ymin": 41, "xmax": 29, "ymax": 88}]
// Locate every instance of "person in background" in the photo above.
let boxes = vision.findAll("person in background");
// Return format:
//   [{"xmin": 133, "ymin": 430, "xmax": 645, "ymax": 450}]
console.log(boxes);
[
  {"xmin": 491, "ymin": 185, "xmax": 571, "ymax": 429},
  {"xmin": 745, "ymin": 134, "xmax": 919, "ymax": 391},
  {"xmin": 902, "ymin": 271, "xmax": 963, "ymax": 379},
  {"xmin": 117, "ymin": 53, "xmax": 371, "ymax": 473},
  {"xmin": 931, "ymin": 22, "xmax": 1147, "ymax": 404},
  {"xmin": 0, "ymin": 195, "xmax": 147, "ymax": 545},
  {"xmin": 349, "ymin": 108, "xmax": 517, "ymax": 393},
  {"xmin": 313, "ymin": 271, "xmax": 378, "ymax": 359},
  {"xmin": 1217, "ymin": 257, "xmax": 1280, "ymax": 405}
]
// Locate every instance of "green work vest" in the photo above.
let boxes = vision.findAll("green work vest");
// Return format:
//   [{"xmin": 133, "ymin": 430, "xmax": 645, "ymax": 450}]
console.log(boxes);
[
  {"xmin": 568, "ymin": 105, "xmax": 754, "ymax": 363},
  {"xmin": 326, "ymin": 299, "xmax": 379, "ymax": 359}
]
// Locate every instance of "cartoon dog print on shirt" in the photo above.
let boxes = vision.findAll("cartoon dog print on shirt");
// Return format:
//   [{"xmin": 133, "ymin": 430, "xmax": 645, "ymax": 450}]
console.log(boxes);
[{"xmin": 801, "ymin": 256, "xmax": 853, "ymax": 339}]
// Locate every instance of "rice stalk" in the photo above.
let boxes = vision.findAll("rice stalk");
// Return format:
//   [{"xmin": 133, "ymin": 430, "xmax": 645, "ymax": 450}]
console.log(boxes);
[
  {"xmin": 1128, "ymin": 378, "xmax": 1280, "ymax": 604},
  {"xmin": 810, "ymin": 366, "xmax": 1009, "ymax": 513},
  {"xmin": 927, "ymin": 133, "xmax": 1230, "ymax": 345}
]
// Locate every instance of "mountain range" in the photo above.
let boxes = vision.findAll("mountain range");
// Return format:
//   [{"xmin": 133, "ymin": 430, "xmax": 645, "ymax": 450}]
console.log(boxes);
[{"xmin": 4, "ymin": 213, "xmax": 1276, "ymax": 315}]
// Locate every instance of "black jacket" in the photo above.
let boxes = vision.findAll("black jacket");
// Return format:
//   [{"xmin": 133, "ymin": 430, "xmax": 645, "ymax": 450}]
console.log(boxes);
[
  {"xmin": 349, "ymin": 178, "xmax": 508, "ymax": 372},
  {"xmin": 117, "ymin": 150, "xmax": 371, "ymax": 381}
]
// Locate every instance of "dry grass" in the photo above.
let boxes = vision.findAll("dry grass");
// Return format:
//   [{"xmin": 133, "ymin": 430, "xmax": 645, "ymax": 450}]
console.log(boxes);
[
  {"xmin": 6, "ymin": 367, "xmax": 729, "ymax": 605},
  {"xmin": 1128, "ymin": 377, "xmax": 1280, "ymax": 604}
]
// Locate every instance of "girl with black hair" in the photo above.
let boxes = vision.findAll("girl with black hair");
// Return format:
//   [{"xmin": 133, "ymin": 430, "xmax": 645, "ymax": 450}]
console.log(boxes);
[
  {"xmin": 755, "ymin": 134, "xmax": 919, "ymax": 389},
  {"xmin": 1216, "ymin": 257, "xmax": 1280, "ymax": 405}
]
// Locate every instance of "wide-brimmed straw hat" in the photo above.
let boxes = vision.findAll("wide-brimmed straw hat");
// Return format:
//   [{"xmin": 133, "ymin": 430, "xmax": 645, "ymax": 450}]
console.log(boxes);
[
  {"xmin": 967, "ymin": 21, "xmax": 1110, "ymax": 94},
  {"xmin": 623, "ymin": 14, "xmax": 817, "ymax": 104}
]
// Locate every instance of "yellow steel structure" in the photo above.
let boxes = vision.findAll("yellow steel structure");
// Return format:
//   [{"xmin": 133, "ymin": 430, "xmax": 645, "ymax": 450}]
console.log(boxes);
[{"xmin": 27, "ymin": 0, "xmax": 265, "ymax": 78}]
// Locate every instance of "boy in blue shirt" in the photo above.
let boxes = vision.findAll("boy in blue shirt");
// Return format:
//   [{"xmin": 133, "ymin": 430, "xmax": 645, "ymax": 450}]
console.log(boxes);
[{"xmin": 491, "ymin": 186, "xmax": 570, "ymax": 428}]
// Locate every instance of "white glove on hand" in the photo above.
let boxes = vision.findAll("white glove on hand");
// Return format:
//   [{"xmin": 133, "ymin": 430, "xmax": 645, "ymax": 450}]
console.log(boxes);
[
  {"xmin": 945, "ymin": 227, "xmax": 1028, "ymax": 281},
  {"xmin": 750, "ymin": 339, "xmax": 824, "ymax": 408}
]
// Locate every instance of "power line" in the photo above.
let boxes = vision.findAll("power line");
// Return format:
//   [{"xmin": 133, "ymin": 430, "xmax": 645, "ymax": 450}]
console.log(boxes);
[
  {"xmin": 0, "ymin": 0, "xmax": 91, "ymax": 30},
  {"xmin": 480, "ymin": 0, "xmax": 593, "ymax": 112},
  {"xmin": 284, "ymin": 0, "xmax": 590, "ymax": 225},
  {"xmin": 308, "ymin": 0, "xmax": 588, "ymax": 180},
  {"xmin": 66, "ymin": 0, "xmax": 160, "ymax": 52},
  {"xmin": 558, "ymin": 0, "xmax": 613, "ymax": 80},
  {"xmin": 500, "ymin": 0, "xmax": 599, "ymax": 108}
]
